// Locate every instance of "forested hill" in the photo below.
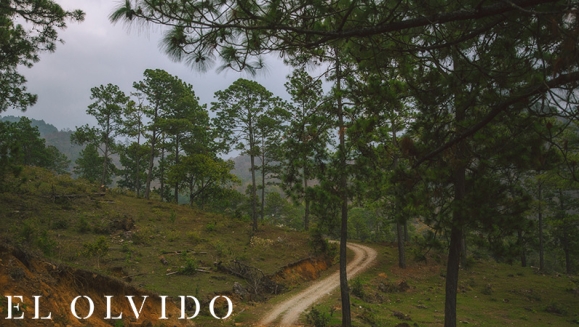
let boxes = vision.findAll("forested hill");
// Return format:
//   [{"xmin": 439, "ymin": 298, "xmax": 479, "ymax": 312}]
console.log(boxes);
[
  {"xmin": 0, "ymin": 115, "xmax": 84, "ymax": 165},
  {"xmin": 1, "ymin": 115, "xmax": 58, "ymax": 136}
]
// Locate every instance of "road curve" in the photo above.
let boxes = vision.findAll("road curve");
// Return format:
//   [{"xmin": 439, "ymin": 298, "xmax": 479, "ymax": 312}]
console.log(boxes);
[{"xmin": 258, "ymin": 242, "xmax": 378, "ymax": 327}]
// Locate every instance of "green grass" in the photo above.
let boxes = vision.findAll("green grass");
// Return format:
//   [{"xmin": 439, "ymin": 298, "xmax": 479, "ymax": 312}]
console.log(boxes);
[
  {"xmin": 0, "ymin": 167, "xmax": 315, "ymax": 326},
  {"xmin": 299, "ymin": 244, "xmax": 579, "ymax": 327}
]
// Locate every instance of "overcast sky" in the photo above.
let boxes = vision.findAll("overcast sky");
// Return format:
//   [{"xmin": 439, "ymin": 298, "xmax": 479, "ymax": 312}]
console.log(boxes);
[{"xmin": 5, "ymin": 0, "xmax": 296, "ymax": 131}]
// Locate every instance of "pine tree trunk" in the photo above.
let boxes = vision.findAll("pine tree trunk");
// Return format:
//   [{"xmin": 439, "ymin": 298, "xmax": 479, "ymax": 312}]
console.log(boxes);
[
  {"xmin": 101, "ymin": 116, "xmax": 110, "ymax": 187},
  {"xmin": 144, "ymin": 133, "xmax": 155, "ymax": 199},
  {"xmin": 135, "ymin": 123, "xmax": 141, "ymax": 198},
  {"xmin": 445, "ymin": 54, "xmax": 466, "ymax": 327},
  {"xmin": 144, "ymin": 106, "xmax": 158, "ymax": 200},
  {"xmin": 444, "ymin": 223, "xmax": 463, "ymax": 327},
  {"xmin": 160, "ymin": 142, "xmax": 165, "ymax": 202},
  {"xmin": 336, "ymin": 53, "xmax": 351, "ymax": 327},
  {"xmin": 461, "ymin": 233, "xmax": 467, "ymax": 269},
  {"xmin": 101, "ymin": 143, "xmax": 109, "ymax": 187},
  {"xmin": 518, "ymin": 230, "xmax": 527, "ymax": 267},
  {"xmin": 559, "ymin": 189, "xmax": 571, "ymax": 274},
  {"xmin": 250, "ymin": 153, "xmax": 258, "ymax": 231},
  {"xmin": 174, "ymin": 136, "xmax": 179, "ymax": 203},
  {"xmin": 397, "ymin": 221, "xmax": 406, "ymax": 269},
  {"xmin": 189, "ymin": 178, "xmax": 194, "ymax": 207},
  {"xmin": 261, "ymin": 153, "xmax": 266, "ymax": 222},
  {"xmin": 538, "ymin": 181, "xmax": 544, "ymax": 271},
  {"xmin": 564, "ymin": 239, "xmax": 571, "ymax": 274},
  {"xmin": 304, "ymin": 168, "xmax": 310, "ymax": 231},
  {"xmin": 135, "ymin": 145, "xmax": 141, "ymax": 197}
]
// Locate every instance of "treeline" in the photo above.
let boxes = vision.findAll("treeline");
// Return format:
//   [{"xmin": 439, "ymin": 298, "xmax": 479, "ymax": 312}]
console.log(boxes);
[
  {"xmin": 0, "ymin": 115, "xmax": 85, "ymax": 165},
  {"xmin": 0, "ymin": 117, "xmax": 70, "ymax": 181},
  {"xmin": 66, "ymin": 69, "xmax": 328, "ymax": 233}
]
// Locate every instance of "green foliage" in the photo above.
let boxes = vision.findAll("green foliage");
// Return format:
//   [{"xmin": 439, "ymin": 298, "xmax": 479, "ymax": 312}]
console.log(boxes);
[
  {"xmin": 51, "ymin": 219, "xmax": 68, "ymax": 230},
  {"xmin": 0, "ymin": 1, "xmax": 84, "ymax": 112},
  {"xmin": 36, "ymin": 230, "xmax": 56, "ymax": 256},
  {"xmin": 211, "ymin": 78, "xmax": 285, "ymax": 230},
  {"xmin": 82, "ymin": 236, "xmax": 109, "ymax": 268},
  {"xmin": 92, "ymin": 218, "xmax": 111, "ymax": 235},
  {"xmin": 309, "ymin": 227, "xmax": 336, "ymax": 260},
  {"xmin": 131, "ymin": 226, "xmax": 154, "ymax": 245},
  {"xmin": 213, "ymin": 240, "xmax": 229, "ymax": 257},
  {"xmin": 187, "ymin": 231, "xmax": 202, "ymax": 244},
  {"xmin": 72, "ymin": 83, "xmax": 129, "ymax": 186},
  {"xmin": 350, "ymin": 277, "xmax": 366, "ymax": 299},
  {"xmin": 74, "ymin": 144, "xmax": 107, "ymax": 184},
  {"xmin": 205, "ymin": 221, "xmax": 217, "ymax": 232},
  {"xmin": 117, "ymin": 142, "xmax": 148, "ymax": 194},
  {"xmin": 18, "ymin": 220, "xmax": 36, "ymax": 243},
  {"xmin": 0, "ymin": 118, "xmax": 71, "ymax": 189},
  {"xmin": 305, "ymin": 306, "xmax": 330, "ymax": 327},
  {"xmin": 179, "ymin": 257, "xmax": 198, "ymax": 275},
  {"xmin": 76, "ymin": 216, "xmax": 91, "ymax": 234}
]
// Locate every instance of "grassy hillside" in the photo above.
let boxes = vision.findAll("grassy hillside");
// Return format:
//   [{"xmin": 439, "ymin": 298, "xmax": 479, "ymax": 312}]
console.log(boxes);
[
  {"xmin": 0, "ymin": 166, "xmax": 317, "ymax": 326},
  {"xmin": 298, "ymin": 244, "xmax": 579, "ymax": 327}
]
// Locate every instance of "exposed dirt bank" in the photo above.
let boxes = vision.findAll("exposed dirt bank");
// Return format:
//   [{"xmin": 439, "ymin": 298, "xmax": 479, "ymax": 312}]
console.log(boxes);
[
  {"xmin": 258, "ymin": 242, "xmax": 377, "ymax": 326},
  {"xmin": 0, "ymin": 243, "xmax": 193, "ymax": 326}
]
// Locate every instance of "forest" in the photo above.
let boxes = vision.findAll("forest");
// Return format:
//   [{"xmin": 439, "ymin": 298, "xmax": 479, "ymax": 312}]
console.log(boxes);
[{"xmin": 2, "ymin": 1, "xmax": 579, "ymax": 327}]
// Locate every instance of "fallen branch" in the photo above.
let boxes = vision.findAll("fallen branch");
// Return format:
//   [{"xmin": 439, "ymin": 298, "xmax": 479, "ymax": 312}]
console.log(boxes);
[{"xmin": 161, "ymin": 250, "xmax": 207, "ymax": 255}]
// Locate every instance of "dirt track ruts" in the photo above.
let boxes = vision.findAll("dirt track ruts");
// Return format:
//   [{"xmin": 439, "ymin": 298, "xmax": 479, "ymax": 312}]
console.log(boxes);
[{"xmin": 258, "ymin": 242, "xmax": 378, "ymax": 326}]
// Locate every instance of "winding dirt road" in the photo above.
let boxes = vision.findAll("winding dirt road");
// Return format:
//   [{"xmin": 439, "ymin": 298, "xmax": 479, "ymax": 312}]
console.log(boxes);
[{"xmin": 258, "ymin": 242, "xmax": 378, "ymax": 327}]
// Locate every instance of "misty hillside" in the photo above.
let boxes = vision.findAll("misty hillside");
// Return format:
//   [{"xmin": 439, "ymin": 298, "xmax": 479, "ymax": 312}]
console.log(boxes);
[{"xmin": 0, "ymin": 115, "xmax": 84, "ymax": 166}]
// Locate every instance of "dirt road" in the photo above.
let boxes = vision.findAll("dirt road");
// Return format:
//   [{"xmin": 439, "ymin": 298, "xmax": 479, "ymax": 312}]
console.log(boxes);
[{"xmin": 258, "ymin": 242, "xmax": 378, "ymax": 326}]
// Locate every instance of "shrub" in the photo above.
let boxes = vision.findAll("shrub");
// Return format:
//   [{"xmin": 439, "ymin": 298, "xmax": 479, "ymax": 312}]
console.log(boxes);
[
  {"xmin": 351, "ymin": 277, "xmax": 366, "ymax": 299},
  {"xmin": 36, "ymin": 230, "xmax": 56, "ymax": 256},
  {"xmin": 92, "ymin": 218, "xmax": 111, "ymax": 234},
  {"xmin": 179, "ymin": 258, "xmax": 198, "ymax": 275},
  {"xmin": 187, "ymin": 231, "xmax": 202, "ymax": 245},
  {"xmin": 82, "ymin": 236, "xmax": 109, "ymax": 268},
  {"xmin": 131, "ymin": 227, "xmax": 153, "ymax": 245},
  {"xmin": 77, "ymin": 216, "xmax": 91, "ymax": 234},
  {"xmin": 18, "ymin": 221, "xmax": 36, "ymax": 243},
  {"xmin": 51, "ymin": 219, "xmax": 68, "ymax": 230},
  {"xmin": 305, "ymin": 306, "xmax": 330, "ymax": 327},
  {"xmin": 205, "ymin": 221, "xmax": 217, "ymax": 232}
]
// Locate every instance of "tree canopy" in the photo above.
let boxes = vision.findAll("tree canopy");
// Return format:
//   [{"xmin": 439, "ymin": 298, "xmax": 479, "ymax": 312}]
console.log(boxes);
[{"xmin": 0, "ymin": 0, "xmax": 84, "ymax": 112}]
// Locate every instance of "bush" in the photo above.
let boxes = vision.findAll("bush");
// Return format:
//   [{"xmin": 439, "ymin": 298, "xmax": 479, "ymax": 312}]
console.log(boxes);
[
  {"xmin": 51, "ymin": 219, "xmax": 68, "ymax": 230},
  {"xmin": 77, "ymin": 216, "xmax": 91, "ymax": 234},
  {"xmin": 351, "ymin": 277, "xmax": 365, "ymax": 299},
  {"xmin": 187, "ymin": 231, "xmax": 202, "ymax": 245},
  {"xmin": 92, "ymin": 218, "xmax": 111, "ymax": 234},
  {"xmin": 205, "ymin": 221, "xmax": 217, "ymax": 232},
  {"xmin": 179, "ymin": 258, "xmax": 198, "ymax": 275},
  {"xmin": 18, "ymin": 221, "xmax": 36, "ymax": 243},
  {"xmin": 131, "ymin": 227, "xmax": 153, "ymax": 245},
  {"xmin": 305, "ymin": 306, "xmax": 330, "ymax": 327},
  {"xmin": 36, "ymin": 230, "xmax": 56, "ymax": 256},
  {"xmin": 309, "ymin": 228, "xmax": 337, "ymax": 259},
  {"xmin": 82, "ymin": 236, "xmax": 109, "ymax": 268}
]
